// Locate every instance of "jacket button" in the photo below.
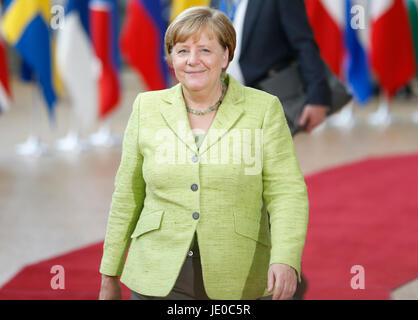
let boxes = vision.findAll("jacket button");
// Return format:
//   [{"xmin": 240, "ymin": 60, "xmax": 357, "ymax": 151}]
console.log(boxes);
[
  {"xmin": 191, "ymin": 184, "xmax": 198, "ymax": 191},
  {"xmin": 191, "ymin": 155, "xmax": 199, "ymax": 163},
  {"xmin": 192, "ymin": 212, "xmax": 200, "ymax": 219},
  {"xmin": 188, "ymin": 250, "xmax": 194, "ymax": 257}
]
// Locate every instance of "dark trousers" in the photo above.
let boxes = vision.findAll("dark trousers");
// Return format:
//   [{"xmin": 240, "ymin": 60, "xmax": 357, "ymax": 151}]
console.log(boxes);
[{"xmin": 131, "ymin": 242, "xmax": 211, "ymax": 300}]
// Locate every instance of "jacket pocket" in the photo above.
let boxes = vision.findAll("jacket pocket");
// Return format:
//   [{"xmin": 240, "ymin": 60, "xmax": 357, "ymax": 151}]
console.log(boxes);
[
  {"xmin": 130, "ymin": 209, "xmax": 164, "ymax": 238},
  {"xmin": 233, "ymin": 211, "xmax": 270, "ymax": 247}
]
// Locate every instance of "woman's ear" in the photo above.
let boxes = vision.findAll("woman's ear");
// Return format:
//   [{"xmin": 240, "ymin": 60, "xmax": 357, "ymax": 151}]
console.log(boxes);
[{"xmin": 222, "ymin": 47, "xmax": 229, "ymax": 69}]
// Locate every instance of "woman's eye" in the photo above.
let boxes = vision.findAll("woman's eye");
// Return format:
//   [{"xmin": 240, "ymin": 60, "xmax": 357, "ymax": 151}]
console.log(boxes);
[
  {"xmin": 201, "ymin": 48, "xmax": 210, "ymax": 53},
  {"xmin": 177, "ymin": 49, "xmax": 187, "ymax": 54}
]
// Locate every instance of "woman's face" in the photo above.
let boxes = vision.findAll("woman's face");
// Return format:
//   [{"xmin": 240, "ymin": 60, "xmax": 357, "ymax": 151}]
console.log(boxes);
[{"xmin": 170, "ymin": 28, "xmax": 229, "ymax": 93}]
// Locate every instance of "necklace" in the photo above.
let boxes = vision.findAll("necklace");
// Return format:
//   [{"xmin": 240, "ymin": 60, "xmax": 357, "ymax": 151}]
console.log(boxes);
[{"xmin": 185, "ymin": 81, "xmax": 227, "ymax": 116}]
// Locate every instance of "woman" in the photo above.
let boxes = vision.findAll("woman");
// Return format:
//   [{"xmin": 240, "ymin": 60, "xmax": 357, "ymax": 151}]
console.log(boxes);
[{"xmin": 99, "ymin": 6, "xmax": 308, "ymax": 300}]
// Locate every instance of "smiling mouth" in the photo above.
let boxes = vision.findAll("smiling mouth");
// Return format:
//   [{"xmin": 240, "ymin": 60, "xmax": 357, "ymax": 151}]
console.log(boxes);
[{"xmin": 186, "ymin": 70, "xmax": 206, "ymax": 74}]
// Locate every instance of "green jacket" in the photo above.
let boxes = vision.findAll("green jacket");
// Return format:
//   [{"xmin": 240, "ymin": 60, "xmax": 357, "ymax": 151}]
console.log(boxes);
[{"xmin": 99, "ymin": 75, "xmax": 309, "ymax": 299}]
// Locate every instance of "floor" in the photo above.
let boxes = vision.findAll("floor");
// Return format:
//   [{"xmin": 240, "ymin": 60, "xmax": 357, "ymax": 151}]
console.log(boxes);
[{"xmin": 1, "ymin": 70, "xmax": 417, "ymax": 299}]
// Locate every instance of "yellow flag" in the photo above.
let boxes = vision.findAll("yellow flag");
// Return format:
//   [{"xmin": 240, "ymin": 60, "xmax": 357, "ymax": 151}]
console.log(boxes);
[
  {"xmin": 2, "ymin": 0, "xmax": 51, "ymax": 45},
  {"xmin": 170, "ymin": 0, "xmax": 210, "ymax": 21},
  {"xmin": 51, "ymin": 39, "xmax": 65, "ymax": 99}
]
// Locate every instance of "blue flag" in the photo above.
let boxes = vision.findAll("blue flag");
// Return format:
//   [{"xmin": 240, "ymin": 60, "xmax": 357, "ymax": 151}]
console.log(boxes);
[
  {"xmin": 344, "ymin": 0, "xmax": 373, "ymax": 104},
  {"xmin": 2, "ymin": 0, "xmax": 59, "ymax": 119}
]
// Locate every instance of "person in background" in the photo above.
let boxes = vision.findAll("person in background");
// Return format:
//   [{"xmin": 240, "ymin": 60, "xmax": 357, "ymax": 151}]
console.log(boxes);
[
  {"xmin": 212, "ymin": 0, "xmax": 332, "ymax": 299},
  {"xmin": 213, "ymin": 0, "xmax": 331, "ymax": 134},
  {"xmin": 99, "ymin": 6, "xmax": 309, "ymax": 300}
]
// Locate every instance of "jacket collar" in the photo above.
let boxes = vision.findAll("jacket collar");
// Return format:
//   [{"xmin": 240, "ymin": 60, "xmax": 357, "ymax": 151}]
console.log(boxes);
[{"xmin": 160, "ymin": 74, "xmax": 245, "ymax": 156}]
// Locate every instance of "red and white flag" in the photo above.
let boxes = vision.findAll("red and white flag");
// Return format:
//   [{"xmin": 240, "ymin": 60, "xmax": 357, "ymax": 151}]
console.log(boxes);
[
  {"xmin": 0, "ymin": 36, "xmax": 11, "ymax": 113},
  {"xmin": 305, "ymin": 0, "xmax": 346, "ymax": 78},
  {"xmin": 370, "ymin": 0, "xmax": 416, "ymax": 98},
  {"xmin": 89, "ymin": 0, "xmax": 121, "ymax": 119},
  {"xmin": 56, "ymin": 0, "xmax": 99, "ymax": 128}
]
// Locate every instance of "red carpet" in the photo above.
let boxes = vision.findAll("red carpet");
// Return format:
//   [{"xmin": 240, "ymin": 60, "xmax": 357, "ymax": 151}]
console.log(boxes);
[
  {"xmin": 302, "ymin": 153, "xmax": 418, "ymax": 299},
  {"xmin": 1, "ymin": 153, "xmax": 418, "ymax": 300},
  {"xmin": 0, "ymin": 242, "xmax": 131, "ymax": 300}
]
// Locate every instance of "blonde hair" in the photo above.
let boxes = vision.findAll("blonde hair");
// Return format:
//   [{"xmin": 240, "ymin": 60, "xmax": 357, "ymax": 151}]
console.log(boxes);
[{"xmin": 164, "ymin": 6, "xmax": 236, "ymax": 65}]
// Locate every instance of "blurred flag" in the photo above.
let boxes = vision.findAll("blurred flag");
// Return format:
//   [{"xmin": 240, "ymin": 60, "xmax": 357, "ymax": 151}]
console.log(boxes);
[
  {"xmin": 306, "ymin": 0, "xmax": 375, "ymax": 104},
  {"xmin": 408, "ymin": 0, "xmax": 418, "ymax": 78},
  {"xmin": 171, "ymin": 0, "xmax": 210, "ymax": 20},
  {"xmin": 89, "ymin": 0, "xmax": 121, "ymax": 118},
  {"xmin": 0, "ymin": 34, "xmax": 11, "ymax": 113},
  {"xmin": 56, "ymin": 0, "xmax": 98, "ymax": 128},
  {"xmin": 305, "ymin": 0, "xmax": 345, "ymax": 78},
  {"xmin": 19, "ymin": 59, "xmax": 33, "ymax": 82},
  {"xmin": 370, "ymin": 0, "xmax": 416, "ymax": 98},
  {"xmin": 120, "ymin": 0, "xmax": 170, "ymax": 91},
  {"xmin": 1, "ymin": 0, "xmax": 58, "ymax": 118},
  {"xmin": 344, "ymin": 0, "xmax": 373, "ymax": 104},
  {"xmin": 0, "ymin": 2, "xmax": 11, "ymax": 114}
]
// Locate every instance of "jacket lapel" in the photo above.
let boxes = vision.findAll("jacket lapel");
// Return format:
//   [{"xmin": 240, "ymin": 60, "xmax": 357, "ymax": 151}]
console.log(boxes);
[
  {"xmin": 199, "ymin": 76, "xmax": 244, "ymax": 155},
  {"xmin": 160, "ymin": 84, "xmax": 198, "ymax": 154},
  {"xmin": 160, "ymin": 75, "xmax": 245, "ymax": 156}
]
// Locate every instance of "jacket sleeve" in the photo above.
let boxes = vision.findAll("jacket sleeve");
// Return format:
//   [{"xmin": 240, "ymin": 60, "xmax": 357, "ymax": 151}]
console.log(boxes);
[
  {"xmin": 277, "ymin": 0, "xmax": 331, "ymax": 107},
  {"xmin": 262, "ymin": 95, "xmax": 309, "ymax": 281},
  {"xmin": 99, "ymin": 94, "xmax": 146, "ymax": 276}
]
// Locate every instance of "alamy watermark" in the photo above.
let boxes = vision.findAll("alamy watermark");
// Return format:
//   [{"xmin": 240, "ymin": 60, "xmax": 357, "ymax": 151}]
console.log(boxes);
[
  {"xmin": 50, "ymin": 265, "xmax": 65, "ymax": 290},
  {"xmin": 49, "ymin": 3, "xmax": 367, "ymax": 31},
  {"xmin": 50, "ymin": 5, "xmax": 65, "ymax": 30},
  {"xmin": 350, "ymin": 265, "xmax": 365, "ymax": 290},
  {"xmin": 152, "ymin": 121, "xmax": 263, "ymax": 175},
  {"xmin": 350, "ymin": 4, "xmax": 366, "ymax": 30}
]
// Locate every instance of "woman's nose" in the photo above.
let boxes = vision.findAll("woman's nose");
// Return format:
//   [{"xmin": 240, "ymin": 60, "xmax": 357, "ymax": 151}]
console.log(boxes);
[{"xmin": 187, "ymin": 50, "xmax": 200, "ymax": 65}]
